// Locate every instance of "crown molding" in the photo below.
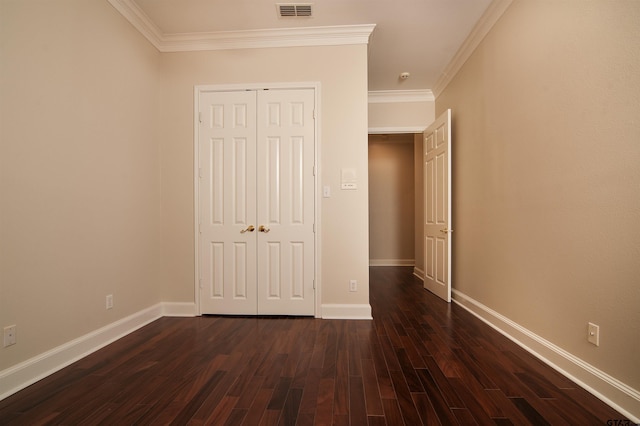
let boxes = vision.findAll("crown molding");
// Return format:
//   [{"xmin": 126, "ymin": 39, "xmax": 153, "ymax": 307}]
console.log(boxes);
[
  {"xmin": 108, "ymin": 0, "xmax": 164, "ymax": 49},
  {"xmin": 159, "ymin": 24, "xmax": 376, "ymax": 52},
  {"xmin": 368, "ymin": 90, "xmax": 434, "ymax": 104},
  {"xmin": 108, "ymin": 0, "xmax": 375, "ymax": 52},
  {"xmin": 433, "ymin": 0, "xmax": 513, "ymax": 98}
]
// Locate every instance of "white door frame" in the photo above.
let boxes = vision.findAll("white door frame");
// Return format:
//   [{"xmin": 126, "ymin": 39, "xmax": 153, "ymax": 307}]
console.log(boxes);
[
  {"xmin": 368, "ymin": 127, "xmax": 427, "ymax": 135},
  {"xmin": 369, "ymin": 125, "xmax": 428, "ymax": 280},
  {"xmin": 194, "ymin": 82, "xmax": 322, "ymax": 317},
  {"xmin": 370, "ymin": 117, "xmax": 451, "ymax": 302}
]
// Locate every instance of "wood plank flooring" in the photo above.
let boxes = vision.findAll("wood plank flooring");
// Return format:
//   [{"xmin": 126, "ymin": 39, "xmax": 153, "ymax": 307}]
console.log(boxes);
[{"xmin": 0, "ymin": 266, "xmax": 629, "ymax": 425}]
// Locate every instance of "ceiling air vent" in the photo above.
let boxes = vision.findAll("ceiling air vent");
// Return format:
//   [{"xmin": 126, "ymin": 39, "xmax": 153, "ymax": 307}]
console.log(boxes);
[{"xmin": 277, "ymin": 4, "xmax": 313, "ymax": 18}]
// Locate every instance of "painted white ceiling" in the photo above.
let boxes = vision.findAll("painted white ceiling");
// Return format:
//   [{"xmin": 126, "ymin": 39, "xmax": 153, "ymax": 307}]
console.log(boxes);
[{"xmin": 131, "ymin": 0, "xmax": 494, "ymax": 92}]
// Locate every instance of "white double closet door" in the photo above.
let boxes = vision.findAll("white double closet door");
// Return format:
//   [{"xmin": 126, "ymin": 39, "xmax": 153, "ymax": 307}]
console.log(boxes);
[{"xmin": 198, "ymin": 88, "xmax": 316, "ymax": 316}]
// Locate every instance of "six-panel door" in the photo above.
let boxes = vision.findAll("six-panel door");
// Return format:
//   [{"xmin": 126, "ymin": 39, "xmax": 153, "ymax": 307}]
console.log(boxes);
[
  {"xmin": 256, "ymin": 89, "xmax": 316, "ymax": 315},
  {"xmin": 424, "ymin": 109, "xmax": 452, "ymax": 302},
  {"xmin": 199, "ymin": 89, "xmax": 315, "ymax": 315}
]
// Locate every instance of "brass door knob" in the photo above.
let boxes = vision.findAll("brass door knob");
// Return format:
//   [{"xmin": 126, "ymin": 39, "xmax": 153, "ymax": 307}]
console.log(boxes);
[
  {"xmin": 240, "ymin": 225, "xmax": 255, "ymax": 233},
  {"xmin": 259, "ymin": 225, "xmax": 270, "ymax": 233}
]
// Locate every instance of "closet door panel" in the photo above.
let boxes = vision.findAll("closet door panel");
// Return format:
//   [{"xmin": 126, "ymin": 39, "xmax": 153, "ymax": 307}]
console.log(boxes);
[{"xmin": 199, "ymin": 90, "xmax": 258, "ymax": 314}]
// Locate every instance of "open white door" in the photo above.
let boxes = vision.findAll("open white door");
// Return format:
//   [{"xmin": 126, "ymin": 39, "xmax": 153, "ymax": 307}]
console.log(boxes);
[{"xmin": 423, "ymin": 109, "xmax": 452, "ymax": 302}]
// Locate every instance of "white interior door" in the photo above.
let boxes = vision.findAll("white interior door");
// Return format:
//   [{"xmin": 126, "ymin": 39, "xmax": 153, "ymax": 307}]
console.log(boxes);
[
  {"xmin": 199, "ymin": 91, "xmax": 258, "ymax": 314},
  {"xmin": 423, "ymin": 109, "xmax": 452, "ymax": 302},
  {"xmin": 198, "ymin": 88, "xmax": 315, "ymax": 316},
  {"xmin": 256, "ymin": 89, "xmax": 316, "ymax": 315}
]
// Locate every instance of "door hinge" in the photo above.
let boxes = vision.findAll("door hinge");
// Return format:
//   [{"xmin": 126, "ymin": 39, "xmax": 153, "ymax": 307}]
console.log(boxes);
[
  {"xmin": 313, "ymin": 166, "xmax": 316, "ymax": 176},
  {"xmin": 199, "ymin": 167, "xmax": 203, "ymax": 178},
  {"xmin": 199, "ymin": 278, "xmax": 203, "ymax": 289},
  {"xmin": 313, "ymin": 279, "xmax": 316, "ymax": 289},
  {"xmin": 313, "ymin": 109, "xmax": 316, "ymax": 119},
  {"xmin": 313, "ymin": 223, "xmax": 315, "ymax": 233},
  {"xmin": 199, "ymin": 112, "xmax": 202, "ymax": 124}
]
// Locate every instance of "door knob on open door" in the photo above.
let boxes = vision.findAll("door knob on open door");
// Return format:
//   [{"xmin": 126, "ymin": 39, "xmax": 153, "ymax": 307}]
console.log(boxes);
[
  {"xmin": 240, "ymin": 225, "xmax": 255, "ymax": 233},
  {"xmin": 440, "ymin": 228, "xmax": 453, "ymax": 233},
  {"xmin": 259, "ymin": 225, "xmax": 270, "ymax": 233}
]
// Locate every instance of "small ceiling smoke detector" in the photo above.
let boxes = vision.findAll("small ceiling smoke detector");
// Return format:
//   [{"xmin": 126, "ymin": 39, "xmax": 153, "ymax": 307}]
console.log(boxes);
[
  {"xmin": 399, "ymin": 72, "xmax": 410, "ymax": 80},
  {"xmin": 277, "ymin": 3, "xmax": 313, "ymax": 18}
]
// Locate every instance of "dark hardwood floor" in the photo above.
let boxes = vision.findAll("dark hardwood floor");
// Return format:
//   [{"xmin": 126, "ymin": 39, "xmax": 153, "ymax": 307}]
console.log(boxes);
[{"xmin": 0, "ymin": 267, "xmax": 628, "ymax": 425}]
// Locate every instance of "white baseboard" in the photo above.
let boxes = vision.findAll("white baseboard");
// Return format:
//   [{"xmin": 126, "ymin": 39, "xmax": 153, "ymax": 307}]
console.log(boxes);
[
  {"xmin": 162, "ymin": 302, "xmax": 198, "ymax": 317},
  {"xmin": 413, "ymin": 266, "xmax": 425, "ymax": 280},
  {"xmin": 369, "ymin": 259, "xmax": 414, "ymax": 267},
  {"xmin": 321, "ymin": 304, "xmax": 373, "ymax": 320},
  {"xmin": 0, "ymin": 302, "xmax": 198, "ymax": 402},
  {"xmin": 452, "ymin": 289, "xmax": 640, "ymax": 423}
]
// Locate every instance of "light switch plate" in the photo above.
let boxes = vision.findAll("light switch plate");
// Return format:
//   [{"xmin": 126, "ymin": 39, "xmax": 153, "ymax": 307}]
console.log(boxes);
[
  {"xmin": 587, "ymin": 322, "xmax": 599, "ymax": 346},
  {"xmin": 3, "ymin": 325, "xmax": 16, "ymax": 347},
  {"xmin": 341, "ymin": 168, "xmax": 357, "ymax": 190}
]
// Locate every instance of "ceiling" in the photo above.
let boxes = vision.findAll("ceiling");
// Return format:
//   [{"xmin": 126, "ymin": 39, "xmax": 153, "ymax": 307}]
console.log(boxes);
[{"xmin": 124, "ymin": 0, "xmax": 497, "ymax": 92}]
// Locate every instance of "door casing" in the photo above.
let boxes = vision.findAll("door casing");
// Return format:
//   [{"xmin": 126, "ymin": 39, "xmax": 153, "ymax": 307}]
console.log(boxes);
[{"xmin": 194, "ymin": 82, "xmax": 322, "ymax": 317}]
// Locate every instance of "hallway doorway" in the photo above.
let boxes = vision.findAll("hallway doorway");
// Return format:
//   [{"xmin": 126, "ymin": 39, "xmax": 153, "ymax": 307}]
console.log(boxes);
[{"xmin": 368, "ymin": 133, "xmax": 424, "ymax": 278}]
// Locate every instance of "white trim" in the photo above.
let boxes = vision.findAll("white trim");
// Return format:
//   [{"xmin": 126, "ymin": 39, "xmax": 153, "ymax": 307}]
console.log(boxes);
[
  {"xmin": 452, "ymin": 289, "xmax": 640, "ymax": 423},
  {"xmin": 313, "ymin": 84, "xmax": 323, "ymax": 319},
  {"xmin": 368, "ymin": 90, "xmax": 434, "ymax": 104},
  {"xmin": 194, "ymin": 82, "xmax": 321, "ymax": 318},
  {"xmin": 368, "ymin": 127, "xmax": 426, "ymax": 135},
  {"xmin": 413, "ymin": 266, "xmax": 425, "ymax": 281},
  {"xmin": 193, "ymin": 87, "xmax": 201, "ymax": 315},
  {"xmin": 0, "ymin": 304, "xmax": 165, "ymax": 401},
  {"xmin": 158, "ymin": 25, "xmax": 376, "ymax": 52},
  {"xmin": 107, "ymin": 0, "xmax": 163, "ymax": 49},
  {"xmin": 108, "ymin": 1, "xmax": 375, "ymax": 52},
  {"xmin": 369, "ymin": 259, "xmax": 414, "ymax": 267},
  {"xmin": 195, "ymin": 82, "xmax": 321, "ymax": 92},
  {"xmin": 321, "ymin": 304, "xmax": 373, "ymax": 320},
  {"xmin": 162, "ymin": 302, "xmax": 198, "ymax": 317},
  {"xmin": 433, "ymin": 0, "xmax": 513, "ymax": 98}
]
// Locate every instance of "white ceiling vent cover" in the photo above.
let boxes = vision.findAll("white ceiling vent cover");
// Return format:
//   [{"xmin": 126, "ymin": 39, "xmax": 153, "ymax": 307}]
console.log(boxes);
[{"xmin": 277, "ymin": 4, "xmax": 313, "ymax": 18}]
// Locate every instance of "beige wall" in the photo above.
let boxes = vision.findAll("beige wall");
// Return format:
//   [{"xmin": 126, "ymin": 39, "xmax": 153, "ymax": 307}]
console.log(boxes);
[
  {"xmin": 0, "ymin": 0, "xmax": 162, "ymax": 370},
  {"xmin": 368, "ymin": 134, "xmax": 415, "ymax": 265},
  {"xmin": 369, "ymin": 100, "xmax": 434, "ymax": 130},
  {"xmin": 158, "ymin": 46, "xmax": 370, "ymax": 307},
  {"xmin": 437, "ymin": 0, "xmax": 640, "ymax": 407}
]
